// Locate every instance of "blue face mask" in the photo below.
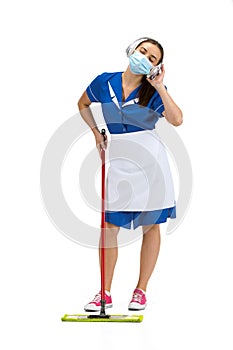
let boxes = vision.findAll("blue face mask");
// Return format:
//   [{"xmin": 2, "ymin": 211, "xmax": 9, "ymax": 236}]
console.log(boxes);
[{"xmin": 129, "ymin": 51, "xmax": 153, "ymax": 75}]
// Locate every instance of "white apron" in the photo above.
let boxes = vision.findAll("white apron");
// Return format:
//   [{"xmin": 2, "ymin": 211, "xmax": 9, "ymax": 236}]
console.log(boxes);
[{"xmin": 106, "ymin": 130, "xmax": 175, "ymax": 212}]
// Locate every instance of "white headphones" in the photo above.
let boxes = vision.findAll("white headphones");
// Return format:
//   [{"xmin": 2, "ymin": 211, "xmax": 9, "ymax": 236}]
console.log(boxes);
[{"xmin": 126, "ymin": 37, "xmax": 154, "ymax": 57}]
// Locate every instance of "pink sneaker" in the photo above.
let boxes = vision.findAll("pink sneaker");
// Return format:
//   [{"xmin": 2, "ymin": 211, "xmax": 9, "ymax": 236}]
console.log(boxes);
[
  {"xmin": 84, "ymin": 291, "xmax": 113, "ymax": 312},
  {"xmin": 128, "ymin": 288, "xmax": 147, "ymax": 310}
]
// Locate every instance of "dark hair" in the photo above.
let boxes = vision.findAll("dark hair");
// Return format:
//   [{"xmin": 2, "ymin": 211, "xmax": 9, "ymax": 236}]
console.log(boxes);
[{"xmin": 136, "ymin": 39, "xmax": 164, "ymax": 107}]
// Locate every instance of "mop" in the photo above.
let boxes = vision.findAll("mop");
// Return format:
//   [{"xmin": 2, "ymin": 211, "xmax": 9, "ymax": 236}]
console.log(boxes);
[{"xmin": 61, "ymin": 129, "xmax": 143, "ymax": 323}]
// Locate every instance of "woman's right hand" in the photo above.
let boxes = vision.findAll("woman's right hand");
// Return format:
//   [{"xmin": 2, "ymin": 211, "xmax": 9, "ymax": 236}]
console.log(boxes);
[{"xmin": 94, "ymin": 130, "xmax": 108, "ymax": 157}]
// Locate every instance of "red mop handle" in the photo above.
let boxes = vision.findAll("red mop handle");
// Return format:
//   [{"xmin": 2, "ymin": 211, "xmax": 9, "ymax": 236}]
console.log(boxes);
[{"xmin": 100, "ymin": 129, "xmax": 106, "ymax": 312}]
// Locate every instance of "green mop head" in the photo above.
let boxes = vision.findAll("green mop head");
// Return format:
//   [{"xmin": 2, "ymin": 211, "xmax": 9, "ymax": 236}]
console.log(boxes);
[{"xmin": 61, "ymin": 314, "xmax": 143, "ymax": 323}]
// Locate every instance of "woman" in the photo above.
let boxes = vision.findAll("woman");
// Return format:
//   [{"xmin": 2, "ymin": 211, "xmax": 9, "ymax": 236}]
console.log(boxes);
[{"xmin": 78, "ymin": 37, "xmax": 183, "ymax": 311}]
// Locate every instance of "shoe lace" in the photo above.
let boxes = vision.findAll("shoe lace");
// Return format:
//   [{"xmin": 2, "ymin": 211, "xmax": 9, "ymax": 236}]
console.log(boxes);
[
  {"xmin": 132, "ymin": 292, "xmax": 142, "ymax": 303},
  {"xmin": 92, "ymin": 292, "xmax": 101, "ymax": 303}
]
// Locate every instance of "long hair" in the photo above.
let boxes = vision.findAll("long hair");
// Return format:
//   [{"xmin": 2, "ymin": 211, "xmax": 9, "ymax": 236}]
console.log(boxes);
[{"xmin": 136, "ymin": 39, "xmax": 164, "ymax": 107}]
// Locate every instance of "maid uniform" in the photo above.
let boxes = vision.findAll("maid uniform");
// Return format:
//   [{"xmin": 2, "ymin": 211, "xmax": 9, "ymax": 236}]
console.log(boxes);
[{"xmin": 86, "ymin": 72, "xmax": 176, "ymax": 229}]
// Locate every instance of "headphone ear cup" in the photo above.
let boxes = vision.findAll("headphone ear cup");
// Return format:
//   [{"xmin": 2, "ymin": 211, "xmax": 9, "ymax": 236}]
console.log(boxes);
[
  {"xmin": 126, "ymin": 37, "xmax": 150, "ymax": 57},
  {"xmin": 147, "ymin": 63, "xmax": 162, "ymax": 80}
]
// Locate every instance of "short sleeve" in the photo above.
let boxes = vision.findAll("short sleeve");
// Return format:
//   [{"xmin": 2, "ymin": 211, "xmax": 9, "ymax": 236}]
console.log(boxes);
[
  {"xmin": 86, "ymin": 74, "xmax": 103, "ymax": 103},
  {"xmin": 154, "ymin": 101, "xmax": 165, "ymax": 117}
]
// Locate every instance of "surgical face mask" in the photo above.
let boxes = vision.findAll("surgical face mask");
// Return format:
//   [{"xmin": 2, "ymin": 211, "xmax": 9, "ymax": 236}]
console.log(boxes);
[{"xmin": 129, "ymin": 50, "xmax": 153, "ymax": 75}]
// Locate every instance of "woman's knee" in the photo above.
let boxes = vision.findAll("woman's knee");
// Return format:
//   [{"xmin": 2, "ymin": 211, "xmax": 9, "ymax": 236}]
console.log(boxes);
[
  {"xmin": 105, "ymin": 221, "xmax": 120, "ymax": 234},
  {"xmin": 142, "ymin": 223, "xmax": 160, "ymax": 235},
  {"xmin": 103, "ymin": 222, "xmax": 120, "ymax": 248}
]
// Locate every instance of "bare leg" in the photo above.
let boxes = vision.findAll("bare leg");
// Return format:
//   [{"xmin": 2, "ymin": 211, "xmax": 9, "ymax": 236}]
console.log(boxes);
[
  {"xmin": 136, "ymin": 224, "xmax": 161, "ymax": 292},
  {"xmin": 99, "ymin": 222, "xmax": 120, "ymax": 292}
]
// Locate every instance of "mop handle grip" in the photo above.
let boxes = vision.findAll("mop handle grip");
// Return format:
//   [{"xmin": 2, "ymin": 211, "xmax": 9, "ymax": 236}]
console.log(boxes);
[{"xmin": 100, "ymin": 128, "xmax": 106, "ymax": 141}]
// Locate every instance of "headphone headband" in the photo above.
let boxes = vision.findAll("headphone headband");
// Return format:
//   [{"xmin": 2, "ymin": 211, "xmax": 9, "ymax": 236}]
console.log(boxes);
[{"xmin": 126, "ymin": 37, "xmax": 154, "ymax": 57}]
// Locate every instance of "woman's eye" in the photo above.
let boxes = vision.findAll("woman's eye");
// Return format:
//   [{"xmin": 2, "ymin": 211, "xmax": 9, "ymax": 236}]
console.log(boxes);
[
  {"xmin": 140, "ymin": 48, "xmax": 147, "ymax": 54},
  {"xmin": 149, "ymin": 56, "xmax": 157, "ymax": 63}
]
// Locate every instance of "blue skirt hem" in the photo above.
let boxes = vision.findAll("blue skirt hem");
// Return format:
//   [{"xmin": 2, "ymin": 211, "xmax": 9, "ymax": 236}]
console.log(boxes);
[{"xmin": 105, "ymin": 206, "xmax": 176, "ymax": 230}]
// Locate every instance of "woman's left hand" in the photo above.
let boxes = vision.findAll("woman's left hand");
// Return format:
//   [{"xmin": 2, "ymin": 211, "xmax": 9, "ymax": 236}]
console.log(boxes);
[{"xmin": 146, "ymin": 63, "xmax": 165, "ymax": 89}]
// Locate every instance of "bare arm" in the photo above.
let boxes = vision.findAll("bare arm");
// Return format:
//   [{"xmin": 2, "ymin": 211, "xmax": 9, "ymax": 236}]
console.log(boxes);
[
  {"xmin": 157, "ymin": 85, "xmax": 183, "ymax": 126},
  {"xmin": 78, "ymin": 91, "xmax": 100, "ymax": 136},
  {"xmin": 77, "ymin": 91, "xmax": 107, "ymax": 153}
]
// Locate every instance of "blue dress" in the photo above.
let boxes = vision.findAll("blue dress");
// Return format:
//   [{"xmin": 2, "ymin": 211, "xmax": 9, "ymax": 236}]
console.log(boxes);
[{"xmin": 86, "ymin": 72, "xmax": 176, "ymax": 229}]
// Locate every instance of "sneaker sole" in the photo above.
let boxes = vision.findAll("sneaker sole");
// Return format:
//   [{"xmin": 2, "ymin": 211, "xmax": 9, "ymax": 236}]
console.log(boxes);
[
  {"xmin": 128, "ymin": 303, "xmax": 147, "ymax": 311},
  {"xmin": 84, "ymin": 304, "xmax": 113, "ymax": 312}
]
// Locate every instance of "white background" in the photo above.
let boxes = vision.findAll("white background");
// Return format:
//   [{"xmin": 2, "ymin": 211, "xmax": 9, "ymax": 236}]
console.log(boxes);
[{"xmin": 1, "ymin": 0, "xmax": 233, "ymax": 349}]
